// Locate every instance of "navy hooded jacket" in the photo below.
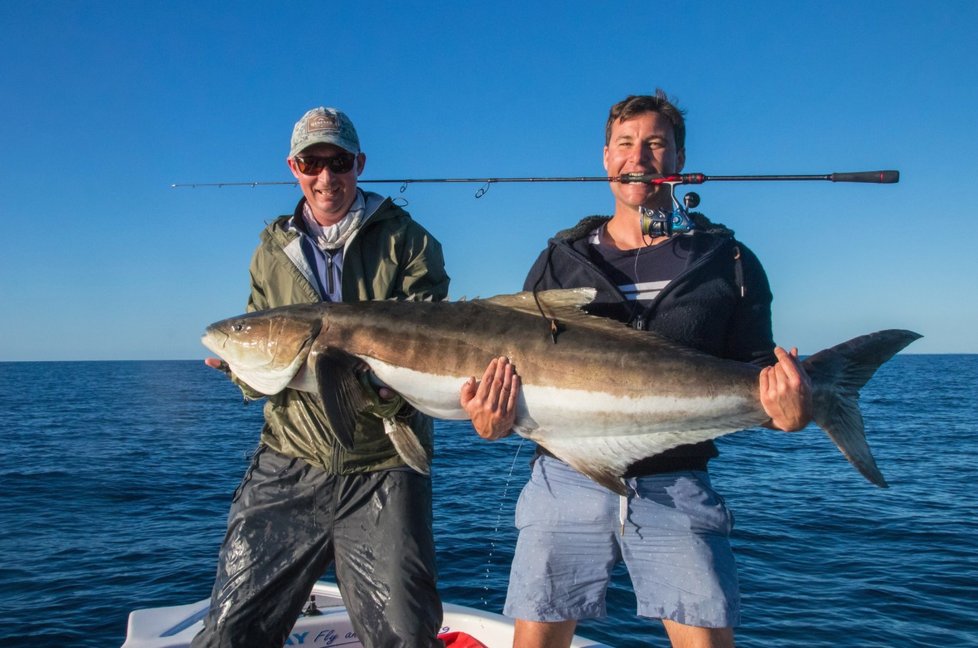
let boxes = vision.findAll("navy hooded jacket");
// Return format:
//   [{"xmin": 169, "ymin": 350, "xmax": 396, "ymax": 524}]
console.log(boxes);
[{"xmin": 523, "ymin": 214, "xmax": 777, "ymax": 474}]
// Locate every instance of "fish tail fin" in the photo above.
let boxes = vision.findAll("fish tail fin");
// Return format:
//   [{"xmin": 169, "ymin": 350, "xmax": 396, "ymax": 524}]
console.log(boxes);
[
  {"xmin": 383, "ymin": 417, "xmax": 431, "ymax": 476},
  {"xmin": 803, "ymin": 329, "xmax": 922, "ymax": 488}
]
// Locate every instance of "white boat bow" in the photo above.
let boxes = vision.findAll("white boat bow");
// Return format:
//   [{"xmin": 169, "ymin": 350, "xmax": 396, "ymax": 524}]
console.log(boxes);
[{"xmin": 122, "ymin": 580, "xmax": 610, "ymax": 647}]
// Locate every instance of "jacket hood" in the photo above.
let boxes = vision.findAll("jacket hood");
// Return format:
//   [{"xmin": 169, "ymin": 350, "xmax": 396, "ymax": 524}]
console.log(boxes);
[{"xmin": 263, "ymin": 189, "xmax": 400, "ymax": 245}]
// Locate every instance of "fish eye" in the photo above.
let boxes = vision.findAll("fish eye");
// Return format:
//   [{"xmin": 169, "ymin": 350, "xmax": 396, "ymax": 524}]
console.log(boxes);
[{"xmin": 232, "ymin": 324, "xmax": 243, "ymax": 332}]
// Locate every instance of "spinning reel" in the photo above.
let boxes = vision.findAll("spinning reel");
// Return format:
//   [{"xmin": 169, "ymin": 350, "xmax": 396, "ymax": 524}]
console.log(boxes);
[{"xmin": 638, "ymin": 178, "xmax": 701, "ymax": 238}]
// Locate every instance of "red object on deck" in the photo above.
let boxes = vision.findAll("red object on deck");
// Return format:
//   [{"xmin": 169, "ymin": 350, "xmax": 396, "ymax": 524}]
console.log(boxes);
[{"xmin": 438, "ymin": 631, "xmax": 489, "ymax": 648}]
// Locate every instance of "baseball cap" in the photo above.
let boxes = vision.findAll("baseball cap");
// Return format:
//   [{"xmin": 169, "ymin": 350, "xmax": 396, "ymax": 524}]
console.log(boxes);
[{"xmin": 289, "ymin": 107, "xmax": 360, "ymax": 157}]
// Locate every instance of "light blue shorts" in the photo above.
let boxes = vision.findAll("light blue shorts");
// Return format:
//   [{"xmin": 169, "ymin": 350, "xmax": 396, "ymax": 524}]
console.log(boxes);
[{"xmin": 503, "ymin": 454, "xmax": 740, "ymax": 628}]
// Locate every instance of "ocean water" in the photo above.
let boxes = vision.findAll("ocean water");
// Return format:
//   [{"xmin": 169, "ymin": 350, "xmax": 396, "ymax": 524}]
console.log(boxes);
[{"xmin": 1, "ymin": 355, "xmax": 976, "ymax": 647}]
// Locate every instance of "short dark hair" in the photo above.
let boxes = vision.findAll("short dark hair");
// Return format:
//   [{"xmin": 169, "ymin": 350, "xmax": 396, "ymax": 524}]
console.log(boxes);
[{"xmin": 605, "ymin": 89, "xmax": 686, "ymax": 150}]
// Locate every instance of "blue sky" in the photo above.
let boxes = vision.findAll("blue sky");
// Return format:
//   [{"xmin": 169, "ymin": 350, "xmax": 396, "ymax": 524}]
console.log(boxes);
[{"xmin": 1, "ymin": 1, "xmax": 975, "ymax": 360}]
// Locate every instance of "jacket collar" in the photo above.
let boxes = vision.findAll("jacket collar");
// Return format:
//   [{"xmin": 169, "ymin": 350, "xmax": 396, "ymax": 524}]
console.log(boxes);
[{"xmin": 553, "ymin": 211, "xmax": 735, "ymax": 244}]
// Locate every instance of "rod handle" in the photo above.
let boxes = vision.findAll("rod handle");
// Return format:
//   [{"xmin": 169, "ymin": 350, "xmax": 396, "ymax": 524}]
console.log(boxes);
[{"xmin": 830, "ymin": 170, "xmax": 900, "ymax": 183}]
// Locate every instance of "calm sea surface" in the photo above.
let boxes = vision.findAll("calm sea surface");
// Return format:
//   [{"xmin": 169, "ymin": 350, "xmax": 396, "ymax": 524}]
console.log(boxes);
[{"xmin": 1, "ymin": 356, "xmax": 976, "ymax": 647}]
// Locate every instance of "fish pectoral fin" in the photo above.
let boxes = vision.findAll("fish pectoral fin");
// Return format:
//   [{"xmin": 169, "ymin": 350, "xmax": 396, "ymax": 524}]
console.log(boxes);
[{"xmin": 313, "ymin": 348, "xmax": 374, "ymax": 451}]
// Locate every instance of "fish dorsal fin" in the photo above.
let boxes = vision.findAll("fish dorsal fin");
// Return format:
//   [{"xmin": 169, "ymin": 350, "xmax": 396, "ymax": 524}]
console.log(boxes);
[
  {"xmin": 483, "ymin": 288, "xmax": 700, "ymax": 355},
  {"xmin": 482, "ymin": 288, "xmax": 597, "ymax": 317}
]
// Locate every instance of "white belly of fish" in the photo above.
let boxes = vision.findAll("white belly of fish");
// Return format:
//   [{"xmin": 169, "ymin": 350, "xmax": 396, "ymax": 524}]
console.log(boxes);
[
  {"xmin": 363, "ymin": 358, "xmax": 472, "ymax": 419},
  {"xmin": 363, "ymin": 358, "xmax": 762, "ymax": 442}
]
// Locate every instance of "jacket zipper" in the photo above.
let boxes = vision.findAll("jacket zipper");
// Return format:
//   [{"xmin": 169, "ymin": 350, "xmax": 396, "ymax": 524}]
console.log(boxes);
[{"xmin": 325, "ymin": 252, "xmax": 335, "ymax": 296}]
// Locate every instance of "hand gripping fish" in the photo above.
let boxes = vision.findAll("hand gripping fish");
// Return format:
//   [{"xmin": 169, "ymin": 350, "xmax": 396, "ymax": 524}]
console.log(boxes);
[{"xmin": 201, "ymin": 289, "xmax": 920, "ymax": 494}]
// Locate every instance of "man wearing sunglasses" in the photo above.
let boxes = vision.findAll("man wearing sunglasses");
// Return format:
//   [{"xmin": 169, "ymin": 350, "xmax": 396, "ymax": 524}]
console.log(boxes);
[{"xmin": 195, "ymin": 106, "xmax": 449, "ymax": 648}]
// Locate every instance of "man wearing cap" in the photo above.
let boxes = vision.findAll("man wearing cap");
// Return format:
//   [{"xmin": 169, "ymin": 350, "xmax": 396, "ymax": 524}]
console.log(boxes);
[{"xmin": 194, "ymin": 107, "xmax": 449, "ymax": 648}]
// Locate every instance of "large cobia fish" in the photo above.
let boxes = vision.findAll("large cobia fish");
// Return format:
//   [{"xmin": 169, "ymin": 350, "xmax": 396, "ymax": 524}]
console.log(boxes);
[{"xmin": 201, "ymin": 289, "xmax": 920, "ymax": 494}]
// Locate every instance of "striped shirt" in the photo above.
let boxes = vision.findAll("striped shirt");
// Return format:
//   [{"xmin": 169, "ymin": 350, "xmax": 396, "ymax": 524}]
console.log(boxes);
[{"xmin": 586, "ymin": 226, "xmax": 691, "ymax": 306}]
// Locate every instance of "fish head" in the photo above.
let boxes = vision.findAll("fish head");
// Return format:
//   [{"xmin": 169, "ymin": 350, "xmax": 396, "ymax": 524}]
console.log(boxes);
[{"xmin": 201, "ymin": 306, "xmax": 323, "ymax": 394}]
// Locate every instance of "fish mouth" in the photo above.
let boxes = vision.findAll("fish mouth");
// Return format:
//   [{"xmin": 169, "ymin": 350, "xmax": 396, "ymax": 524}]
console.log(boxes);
[{"xmin": 200, "ymin": 327, "xmax": 228, "ymax": 355}]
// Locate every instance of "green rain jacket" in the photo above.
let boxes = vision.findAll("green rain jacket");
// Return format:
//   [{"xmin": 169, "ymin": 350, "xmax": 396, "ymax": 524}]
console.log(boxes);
[{"xmin": 236, "ymin": 190, "xmax": 450, "ymax": 473}]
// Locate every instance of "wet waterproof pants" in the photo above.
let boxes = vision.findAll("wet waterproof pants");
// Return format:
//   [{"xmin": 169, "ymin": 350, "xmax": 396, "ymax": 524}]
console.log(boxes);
[{"xmin": 192, "ymin": 445, "xmax": 443, "ymax": 648}]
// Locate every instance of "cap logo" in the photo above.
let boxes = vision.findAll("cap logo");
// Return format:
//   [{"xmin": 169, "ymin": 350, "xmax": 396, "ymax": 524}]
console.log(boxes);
[{"xmin": 307, "ymin": 112, "xmax": 339, "ymax": 134}]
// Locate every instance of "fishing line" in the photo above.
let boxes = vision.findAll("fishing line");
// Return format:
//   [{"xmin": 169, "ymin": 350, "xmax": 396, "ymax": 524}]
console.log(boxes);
[{"xmin": 481, "ymin": 436, "xmax": 526, "ymax": 608}]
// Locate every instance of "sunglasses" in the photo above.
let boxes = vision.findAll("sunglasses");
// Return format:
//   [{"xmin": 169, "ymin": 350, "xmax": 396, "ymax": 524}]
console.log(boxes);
[{"xmin": 293, "ymin": 152, "xmax": 357, "ymax": 175}]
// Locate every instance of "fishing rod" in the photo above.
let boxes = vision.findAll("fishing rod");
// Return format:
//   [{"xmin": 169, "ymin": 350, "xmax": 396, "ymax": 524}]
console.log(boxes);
[
  {"xmin": 170, "ymin": 169, "xmax": 898, "ymax": 190},
  {"xmin": 630, "ymin": 170, "xmax": 900, "ymax": 236},
  {"xmin": 171, "ymin": 169, "xmax": 899, "ymax": 237}
]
